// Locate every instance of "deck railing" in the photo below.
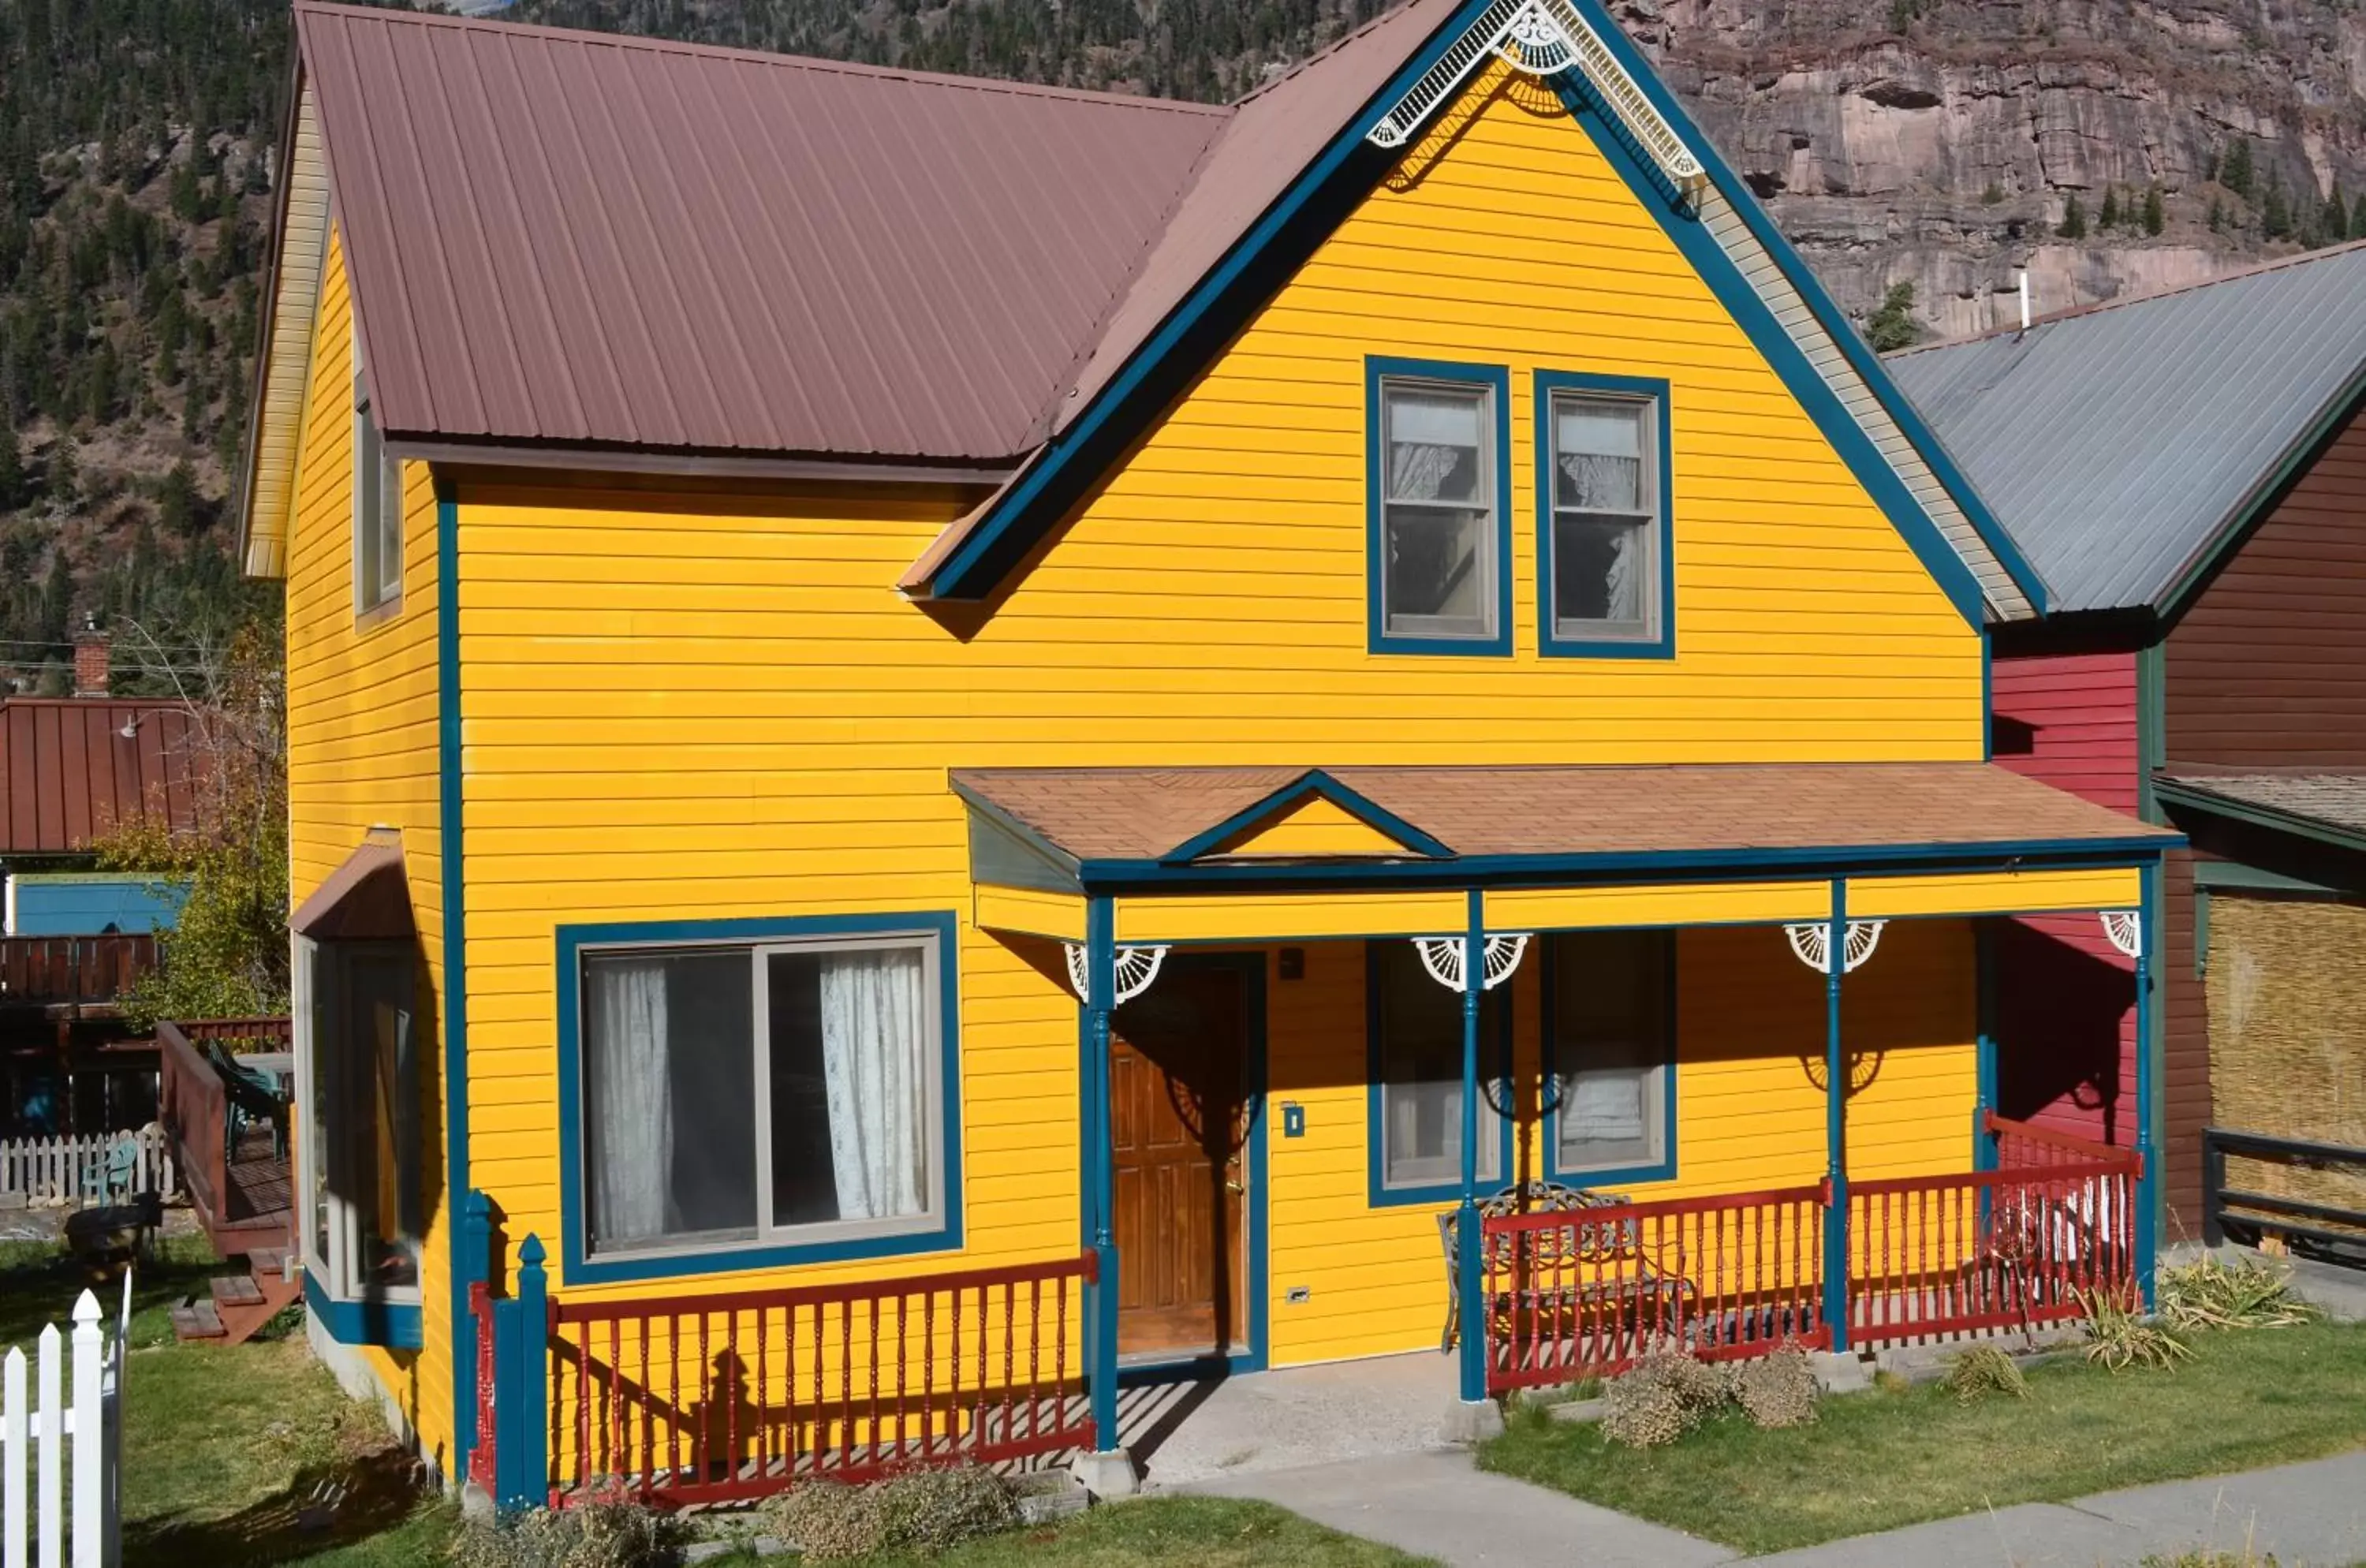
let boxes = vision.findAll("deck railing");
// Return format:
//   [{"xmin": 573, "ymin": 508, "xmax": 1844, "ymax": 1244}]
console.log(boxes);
[
  {"xmin": 2201, "ymin": 1126, "xmax": 2366, "ymax": 1259},
  {"xmin": 0, "ymin": 935, "xmax": 158, "ymax": 1009},
  {"xmin": 155, "ymin": 1018, "xmax": 292, "ymax": 1239},
  {"xmin": 542, "ymin": 1253, "xmax": 1097, "ymax": 1508},
  {"xmin": 1482, "ymin": 1118, "xmax": 2142, "ymax": 1388},
  {"xmin": 1482, "ymin": 1183, "xmax": 1830, "ymax": 1390}
]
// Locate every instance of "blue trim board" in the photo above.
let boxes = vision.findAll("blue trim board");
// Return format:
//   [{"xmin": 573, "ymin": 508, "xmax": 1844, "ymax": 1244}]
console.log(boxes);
[
  {"xmin": 1364, "ymin": 939, "xmax": 1514, "ymax": 1209},
  {"xmin": 551, "ymin": 910, "xmax": 965, "ymax": 1286},
  {"xmin": 306, "ymin": 1273, "xmax": 424, "ymax": 1352},
  {"xmin": 1532, "ymin": 369, "xmax": 1676, "ymax": 661},
  {"xmin": 1162, "ymin": 768, "xmax": 1455, "ymax": 861},
  {"xmin": 437, "ymin": 487, "xmax": 476, "ymax": 1481},
  {"xmin": 921, "ymin": 0, "xmax": 2045, "ymax": 623},
  {"xmin": 1365, "ymin": 357, "xmax": 1516, "ymax": 657},
  {"xmin": 1076, "ymin": 833, "xmax": 2178, "ymax": 894},
  {"xmin": 1539, "ymin": 930, "xmax": 1678, "ymax": 1188}
]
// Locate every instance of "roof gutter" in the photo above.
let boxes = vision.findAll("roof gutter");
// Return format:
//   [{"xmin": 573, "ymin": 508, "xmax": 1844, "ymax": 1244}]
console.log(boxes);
[{"xmin": 394, "ymin": 435, "xmax": 1019, "ymax": 491}]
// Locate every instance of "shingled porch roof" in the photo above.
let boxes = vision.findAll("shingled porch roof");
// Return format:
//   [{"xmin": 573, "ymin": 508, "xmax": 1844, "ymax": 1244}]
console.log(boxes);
[{"xmin": 951, "ymin": 761, "xmax": 2175, "ymax": 874}]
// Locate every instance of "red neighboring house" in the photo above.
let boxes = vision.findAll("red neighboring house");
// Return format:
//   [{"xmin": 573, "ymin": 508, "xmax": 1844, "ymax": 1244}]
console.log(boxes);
[{"xmin": 1893, "ymin": 241, "xmax": 2366, "ymax": 1244}]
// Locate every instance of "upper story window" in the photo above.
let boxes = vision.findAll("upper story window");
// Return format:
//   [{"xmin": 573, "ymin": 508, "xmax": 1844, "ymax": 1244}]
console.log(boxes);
[
  {"xmin": 1369, "ymin": 939, "xmax": 1506, "ymax": 1203},
  {"xmin": 1368, "ymin": 359, "xmax": 1511, "ymax": 655},
  {"xmin": 353, "ymin": 360, "xmax": 403, "ymax": 618},
  {"xmin": 1546, "ymin": 928, "xmax": 1674, "ymax": 1183},
  {"xmin": 1539, "ymin": 372, "xmax": 1673, "ymax": 658},
  {"xmin": 576, "ymin": 925, "xmax": 950, "ymax": 1266}
]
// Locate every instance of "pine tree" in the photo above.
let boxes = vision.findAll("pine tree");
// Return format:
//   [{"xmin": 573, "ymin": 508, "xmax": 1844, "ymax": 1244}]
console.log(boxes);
[
  {"xmin": 158, "ymin": 459, "xmax": 200, "ymax": 536},
  {"xmin": 1864, "ymin": 282, "xmax": 1921, "ymax": 352},
  {"xmin": 46, "ymin": 439, "xmax": 77, "ymax": 508},
  {"xmin": 2099, "ymin": 185, "xmax": 2121, "ymax": 229},
  {"xmin": 2058, "ymin": 194, "xmax": 2088, "ymax": 240},
  {"xmin": 2209, "ymin": 196, "xmax": 2226, "ymax": 232},
  {"xmin": 2263, "ymin": 183, "xmax": 2293, "ymax": 239},
  {"xmin": 2353, "ymin": 200, "xmax": 2366, "ymax": 241},
  {"xmin": 2222, "ymin": 139, "xmax": 2255, "ymax": 200},
  {"xmin": 2143, "ymin": 184, "xmax": 2165, "ymax": 237},
  {"xmin": 2324, "ymin": 188, "xmax": 2349, "ymax": 245},
  {"xmin": 0, "ymin": 424, "xmax": 20, "ymax": 511}
]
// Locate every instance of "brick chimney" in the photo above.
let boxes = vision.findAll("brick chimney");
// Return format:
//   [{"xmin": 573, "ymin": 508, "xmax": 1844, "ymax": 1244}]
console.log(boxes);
[{"xmin": 72, "ymin": 619, "xmax": 110, "ymax": 699}]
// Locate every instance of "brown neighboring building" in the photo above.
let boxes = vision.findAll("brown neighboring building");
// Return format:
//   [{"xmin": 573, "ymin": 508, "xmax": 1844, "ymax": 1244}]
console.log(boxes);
[{"xmin": 1892, "ymin": 242, "xmax": 2366, "ymax": 1245}]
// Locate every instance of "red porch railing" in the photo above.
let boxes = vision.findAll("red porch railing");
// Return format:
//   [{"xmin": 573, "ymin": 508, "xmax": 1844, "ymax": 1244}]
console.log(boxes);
[
  {"xmin": 544, "ymin": 1253, "xmax": 1096, "ymax": 1507},
  {"xmin": 1483, "ymin": 1183, "xmax": 1830, "ymax": 1391},
  {"xmin": 0, "ymin": 934, "xmax": 158, "ymax": 1007},
  {"xmin": 1482, "ymin": 1118, "xmax": 2143, "ymax": 1389}
]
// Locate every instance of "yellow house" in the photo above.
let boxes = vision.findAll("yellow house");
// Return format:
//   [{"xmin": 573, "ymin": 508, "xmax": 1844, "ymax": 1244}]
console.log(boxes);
[{"xmin": 241, "ymin": 0, "xmax": 2174, "ymax": 1506}]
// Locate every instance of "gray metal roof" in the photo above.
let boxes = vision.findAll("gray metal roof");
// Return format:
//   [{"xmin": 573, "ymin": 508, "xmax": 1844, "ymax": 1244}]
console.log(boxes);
[{"xmin": 1886, "ymin": 244, "xmax": 2366, "ymax": 614}]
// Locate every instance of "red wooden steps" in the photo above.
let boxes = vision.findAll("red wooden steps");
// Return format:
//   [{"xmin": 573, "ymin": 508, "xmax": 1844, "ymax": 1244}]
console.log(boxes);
[{"xmin": 172, "ymin": 1244, "xmax": 304, "ymax": 1346}]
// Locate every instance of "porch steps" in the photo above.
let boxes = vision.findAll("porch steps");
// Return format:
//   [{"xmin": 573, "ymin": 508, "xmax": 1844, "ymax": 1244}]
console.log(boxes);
[{"xmin": 174, "ymin": 1249, "xmax": 304, "ymax": 1346}]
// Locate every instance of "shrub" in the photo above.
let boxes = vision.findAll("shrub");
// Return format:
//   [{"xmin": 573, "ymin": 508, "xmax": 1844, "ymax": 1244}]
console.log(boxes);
[
  {"xmin": 2159, "ymin": 1255, "xmax": 2321, "ymax": 1333},
  {"xmin": 1940, "ymin": 1344, "xmax": 2028, "ymax": 1404},
  {"xmin": 2080, "ymin": 1289, "xmax": 2193, "ymax": 1372},
  {"xmin": 1731, "ymin": 1349, "xmax": 1819, "ymax": 1429},
  {"xmin": 762, "ymin": 1465, "xmax": 1018, "ymax": 1561},
  {"xmin": 1600, "ymin": 1351, "xmax": 1730, "ymax": 1448},
  {"xmin": 448, "ymin": 1497, "xmax": 681, "ymax": 1568}
]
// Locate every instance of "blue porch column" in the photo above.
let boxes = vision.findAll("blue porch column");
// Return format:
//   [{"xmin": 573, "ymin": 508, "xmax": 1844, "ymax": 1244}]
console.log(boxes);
[
  {"xmin": 1080, "ymin": 897, "xmax": 1128, "ymax": 1477},
  {"xmin": 1821, "ymin": 879, "xmax": 1850, "ymax": 1352},
  {"xmin": 2135, "ymin": 858, "xmax": 2159, "ymax": 1308},
  {"xmin": 1973, "ymin": 923, "xmax": 1999, "ymax": 1173},
  {"xmin": 1455, "ymin": 890, "xmax": 1487, "ymax": 1406}
]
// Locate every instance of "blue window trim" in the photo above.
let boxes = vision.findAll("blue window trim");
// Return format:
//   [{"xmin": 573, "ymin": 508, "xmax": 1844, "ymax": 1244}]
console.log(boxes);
[
  {"xmin": 1365, "ymin": 356, "xmax": 1515, "ymax": 657},
  {"xmin": 305, "ymin": 1272, "xmax": 424, "ymax": 1351},
  {"xmin": 1364, "ymin": 938, "xmax": 1515, "ymax": 1208},
  {"xmin": 1162, "ymin": 768, "xmax": 1454, "ymax": 862},
  {"xmin": 1538, "ymin": 929, "xmax": 1678, "ymax": 1188},
  {"xmin": 920, "ymin": 0, "xmax": 2048, "ymax": 622},
  {"xmin": 554, "ymin": 909, "xmax": 964, "ymax": 1286},
  {"xmin": 1532, "ymin": 369, "xmax": 1676, "ymax": 660}
]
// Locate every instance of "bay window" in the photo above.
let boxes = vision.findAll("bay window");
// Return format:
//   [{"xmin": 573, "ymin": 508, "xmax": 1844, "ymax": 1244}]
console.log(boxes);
[{"xmin": 297, "ymin": 936, "xmax": 422, "ymax": 1305}]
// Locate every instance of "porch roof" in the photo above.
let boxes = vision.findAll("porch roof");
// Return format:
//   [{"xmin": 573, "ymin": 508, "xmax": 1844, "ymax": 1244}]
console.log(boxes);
[{"xmin": 953, "ymin": 760, "xmax": 2174, "ymax": 883}]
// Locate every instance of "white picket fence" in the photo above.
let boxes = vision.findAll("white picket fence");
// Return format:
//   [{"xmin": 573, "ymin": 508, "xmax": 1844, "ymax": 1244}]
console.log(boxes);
[
  {"xmin": 2, "ymin": 1275, "xmax": 129, "ymax": 1568},
  {"xmin": 0, "ymin": 1130, "xmax": 172, "ymax": 1210}
]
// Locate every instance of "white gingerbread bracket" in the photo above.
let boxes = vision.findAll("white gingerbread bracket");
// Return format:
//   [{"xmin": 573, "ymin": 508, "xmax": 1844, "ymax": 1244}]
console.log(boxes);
[
  {"xmin": 1064, "ymin": 943, "xmax": 1170, "ymax": 1006},
  {"xmin": 1783, "ymin": 920, "xmax": 1886, "ymax": 976},
  {"xmin": 1364, "ymin": 0, "xmax": 1705, "ymax": 193},
  {"xmin": 2099, "ymin": 909, "xmax": 2143, "ymax": 959},
  {"xmin": 1412, "ymin": 932, "xmax": 1531, "ymax": 993}
]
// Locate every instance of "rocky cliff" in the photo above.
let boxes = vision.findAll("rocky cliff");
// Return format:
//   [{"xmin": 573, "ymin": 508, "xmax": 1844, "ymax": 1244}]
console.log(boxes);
[{"xmin": 1630, "ymin": 0, "xmax": 2366, "ymax": 338}]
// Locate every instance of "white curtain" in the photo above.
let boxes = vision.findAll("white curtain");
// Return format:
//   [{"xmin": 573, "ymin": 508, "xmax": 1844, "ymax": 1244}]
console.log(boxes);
[
  {"xmin": 819, "ymin": 947, "xmax": 927, "ymax": 1221},
  {"xmin": 1566, "ymin": 1069, "xmax": 1647, "ymax": 1144},
  {"xmin": 1391, "ymin": 443, "xmax": 1461, "ymax": 501},
  {"xmin": 588, "ymin": 959, "xmax": 672, "ymax": 1245},
  {"xmin": 1559, "ymin": 452, "xmax": 1644, "ymax": 623}
]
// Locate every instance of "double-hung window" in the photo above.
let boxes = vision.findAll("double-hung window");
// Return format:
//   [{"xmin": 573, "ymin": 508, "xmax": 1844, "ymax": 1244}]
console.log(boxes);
[
  {"xmin": 1370, "ymin": 940, "xmax": 1506, "ymax": 1200},
  {"xmin": 1539, "ymin": 374, "xmax": 1671, "ymax": 655},
  {"xmin": 1370, "ymin": 360, "xmax": 1510, "ymax": 653},
  {"xmin": 353, "ymin": 354, "xmax": 403, "ymax": 618},
  {"xmin": 1547, "ymin": 929, "xmax": 1674, "ymax": 1182},
  {"xmin": 577, "ymin": 926, "xmax": 949, "ymax": 1266},
  {"xmin": 296, "ymin": 937, "xmax": 423, "ymax": 1305}
]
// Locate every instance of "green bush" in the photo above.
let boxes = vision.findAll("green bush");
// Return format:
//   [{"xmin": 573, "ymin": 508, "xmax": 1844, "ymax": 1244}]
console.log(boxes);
[
  {"xmin": 1940, "ymin": 1344, "xmax": 2028, "ymax": 1404},
  {"xmin": 448, "ymin": 1497, "xmax": 681, "ymax": 1568},
  {"xmin": 762, "ymin": 1464, "xmax": 1019, "ymax": 1561}
]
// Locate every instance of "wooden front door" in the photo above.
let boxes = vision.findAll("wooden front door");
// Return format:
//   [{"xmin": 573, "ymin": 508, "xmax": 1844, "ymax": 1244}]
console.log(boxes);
[{"xmin": 1110, "ymin": 963, "xmax": 1252, "ymax": 1362}]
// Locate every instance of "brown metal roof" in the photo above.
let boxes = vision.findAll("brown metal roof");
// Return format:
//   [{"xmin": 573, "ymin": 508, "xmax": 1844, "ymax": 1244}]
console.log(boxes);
[
  {"xmin": 953, "ymin": 763, "xmax": 2175, "ymax": 864},
  {"xmin": 296, "ymin": 1, "xmax": 1228, "ymax": 464},
  {"xmin": 0, "ymin": 700, "xmax": 204, "ymax": 857}
]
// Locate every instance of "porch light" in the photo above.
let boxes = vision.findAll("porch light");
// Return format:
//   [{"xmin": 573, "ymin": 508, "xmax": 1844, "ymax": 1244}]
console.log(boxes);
[
  {"xmin": 1410, "ymin": 931, "xmax": 1530, "ymax": 992},
  {"xmin": 1061, "ymin": 942, "xmax": 1169, "ymax": 1005},
  {"xmin": 1782, "ymin": 920, "xmax": 1886, "ymax": 975}
]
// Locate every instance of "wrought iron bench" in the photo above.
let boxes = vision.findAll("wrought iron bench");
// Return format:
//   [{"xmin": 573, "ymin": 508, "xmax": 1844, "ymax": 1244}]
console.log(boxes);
[{"xmin": 1437, "ymin": 1181, "xmax": 1693, "ymax": 1354}]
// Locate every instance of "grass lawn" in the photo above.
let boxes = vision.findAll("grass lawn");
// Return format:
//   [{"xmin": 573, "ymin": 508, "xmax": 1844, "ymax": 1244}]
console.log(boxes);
[
  {"xmin": 1479, "ymin": 1322, "xmax": 2366, "ymax": 1555},
  {"xmin": 746, "ymin": 1497, "xmax": 1433, "ymax": 1567}
]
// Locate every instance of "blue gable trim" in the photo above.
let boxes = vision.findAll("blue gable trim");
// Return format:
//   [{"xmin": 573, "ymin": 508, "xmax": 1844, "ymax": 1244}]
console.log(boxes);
[
  {"xmin": 1164, "ymin": 767, "xmax": 1457, "ymax": 862},
  {"xmin": 919, "ymin": 0, "xmax": 2043, "ymax": 624},
  {"xmin": 1364, "ymin": 356, "xmax": 1516, "ymax": 657}
]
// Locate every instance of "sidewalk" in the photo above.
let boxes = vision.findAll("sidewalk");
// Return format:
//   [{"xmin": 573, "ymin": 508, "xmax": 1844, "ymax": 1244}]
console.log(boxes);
[{"xmin": 1187, "ymin": 1447, "xmax": 2366, "ymax": 1566}]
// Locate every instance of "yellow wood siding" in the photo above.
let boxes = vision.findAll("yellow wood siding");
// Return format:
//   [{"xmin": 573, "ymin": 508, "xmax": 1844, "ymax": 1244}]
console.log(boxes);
[
  {"xmin": 283, "ymin": 228, "xmax": 455, "ymax": 1466},
  {"xmin": 409, "ymin": 69, "xmax": 1999, "ymax": 1372},
  {"xmin": 1212, "ymin": 796, "xmax": 1420, "ymax": 859},
  {"xmin": 1847, "ymin": 868, "xmax": 2140, "ymax": 920}
]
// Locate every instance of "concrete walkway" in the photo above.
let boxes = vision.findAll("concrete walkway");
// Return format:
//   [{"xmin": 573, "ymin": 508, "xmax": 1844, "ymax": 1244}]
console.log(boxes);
[{"xmin": 1189, "ymin": 1447, "xmax": 2366, "ymax": 1566}]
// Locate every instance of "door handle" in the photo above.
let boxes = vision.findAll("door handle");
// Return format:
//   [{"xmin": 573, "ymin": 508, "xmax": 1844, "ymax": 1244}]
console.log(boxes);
[{"xmin": 1226, "ymin": 1178, "xmax": 1245, "ymax": 1194}]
